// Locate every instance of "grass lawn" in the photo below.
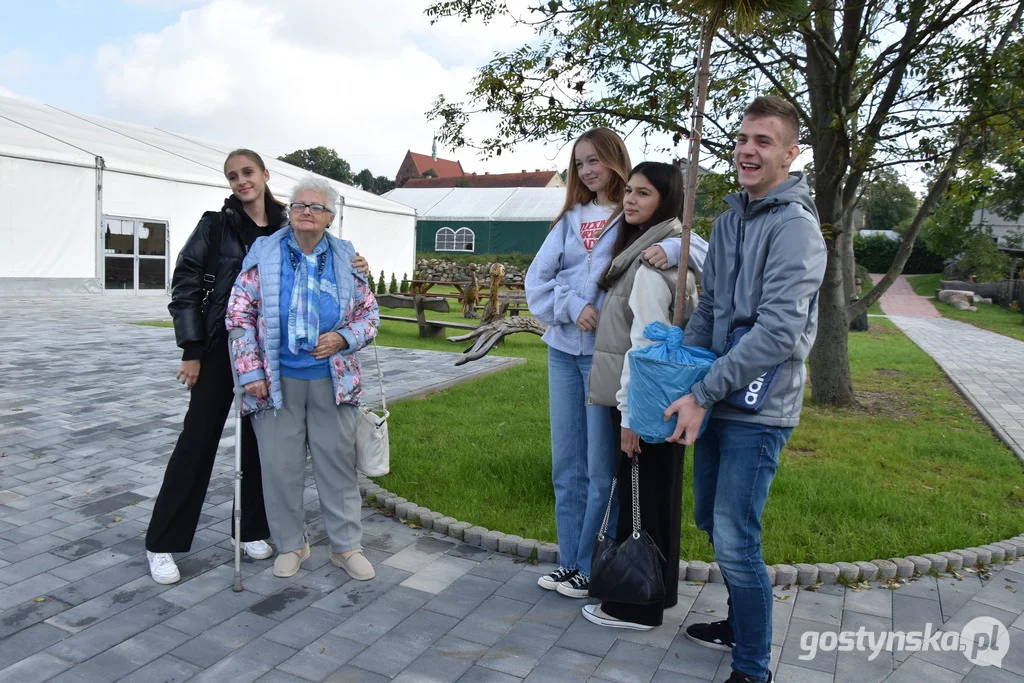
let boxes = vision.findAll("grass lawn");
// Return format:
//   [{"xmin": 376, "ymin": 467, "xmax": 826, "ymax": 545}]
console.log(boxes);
[
  {"xmin": 138, "ymin": 304, "xmax": 1024, "ymax": 565},
  {"xmin": 377, "ymin": 313, "xmax": 1023, "ymax": 565},
  {"xmin": 906, "ymin": 274, "xmax": 1024, "ymax": 342}
]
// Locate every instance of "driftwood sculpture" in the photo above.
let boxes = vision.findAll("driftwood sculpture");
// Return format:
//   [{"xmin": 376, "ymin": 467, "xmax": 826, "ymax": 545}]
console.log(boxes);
[
  {"xmin": 480, "ymin": 263, "xmax": 511, "ymax": 326},
  {"xmin": 457, "ymin": 265, "xmax": 480, "ymax": 319},
  {"xmin": 447, "ymin": 315, "xmax": 547, "ymax": 366}
]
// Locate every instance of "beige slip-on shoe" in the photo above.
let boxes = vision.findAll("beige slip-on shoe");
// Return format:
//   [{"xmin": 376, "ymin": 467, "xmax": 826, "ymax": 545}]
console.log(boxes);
[
  {"xmin": 330, "ymin": 549, "xmax": 376, "ymax": 580},
  {"xmin": 273, "ymin": 542, "xmax": 311, "ymax": 577}
]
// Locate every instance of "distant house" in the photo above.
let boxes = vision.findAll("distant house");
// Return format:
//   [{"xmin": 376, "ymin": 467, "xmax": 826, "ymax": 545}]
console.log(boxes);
[
  {"xmin": 395, "ymin": 151, "xmax": 465, "ymax": 187},
  {"xmin": 973, "ymin": 206, "xmax": 1024, "ymax": 246},
  {"xmin": 403, "ymin": 170, "xmax": 564, "ymax": 189}
]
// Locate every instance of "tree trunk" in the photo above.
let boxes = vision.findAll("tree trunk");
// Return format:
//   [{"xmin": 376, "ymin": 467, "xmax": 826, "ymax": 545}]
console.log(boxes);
[
  {"xmin": 803, "ymin": 2, "xmax": 857, "ymax": 407},
  {"xmin": 849, "ymin": 137, "xmax": 968, "ymax": 318},
  {"xmin": 674, "ymin": 18, "xmax": 714, "ymax": 327},
  {"xmin": 809, "ymin": 242, "xmax": 856, "ymax": 404},
  {"xmin": 839, "ymin": 209, "xmax": 857, "ymax": 301}
]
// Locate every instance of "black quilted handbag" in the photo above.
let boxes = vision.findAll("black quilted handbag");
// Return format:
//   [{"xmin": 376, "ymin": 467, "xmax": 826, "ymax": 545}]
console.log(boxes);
[{"xmin": 589, "ymin": 456, "xmax": 666, "ymax": 605}]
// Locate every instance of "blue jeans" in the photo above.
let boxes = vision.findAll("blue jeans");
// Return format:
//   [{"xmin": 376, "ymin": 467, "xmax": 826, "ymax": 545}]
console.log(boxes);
[
  {"xmin": 693, "ymin": 418, "xmax": 793, "ymax": 683},
  {"xmin": 547, "ymin": 347, "xmax": 617, "ymax": 577}
]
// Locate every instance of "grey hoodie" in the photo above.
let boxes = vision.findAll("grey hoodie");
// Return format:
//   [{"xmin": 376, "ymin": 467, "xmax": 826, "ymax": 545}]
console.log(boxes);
[{"xmin": 684, "ymin": 173, "xmax": 826, "ymax": 427}]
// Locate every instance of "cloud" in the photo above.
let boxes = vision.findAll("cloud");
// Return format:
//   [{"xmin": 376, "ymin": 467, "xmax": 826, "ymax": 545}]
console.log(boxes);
[
  {"xmin": 0, "ymin": 85, "xmax": 19, "ymax": 98},
  {"xmin": 94, "ymin": 0, "xmax": 570, "ymax": 177},
  {"xmin": 0, "ymin": 48, "xmax": 33, "ymax": 80}
]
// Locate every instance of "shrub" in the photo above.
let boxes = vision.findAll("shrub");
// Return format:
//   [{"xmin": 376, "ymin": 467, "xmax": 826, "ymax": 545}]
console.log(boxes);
[
  {"xmin": 958, "ymin": 232, "xmax": 1012, "ymax": 282},
  {"xmin": 367, "ymin": 271, "xmax": 376, "ymax": 292},
  {"xmin": 400, "ymin": 274, "xmax": 410, "ymax": 293},
  {"xmin": 389, "ymin": 273, "xmax": 399, "ymax": 294},
  {"xmin": 854, "ymin": 233, "xmax": 946, "ymax": 274},
  {"xmin": 376, "ymin": 270, "xmax": 386, "ymax": 295}
]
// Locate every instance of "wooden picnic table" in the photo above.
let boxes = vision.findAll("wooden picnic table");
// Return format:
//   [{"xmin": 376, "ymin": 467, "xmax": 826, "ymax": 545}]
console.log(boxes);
[
  {"xmin": 378, "ymin": 293, "xmax": 479, "ymax": 339},
  {"xmin": 404, "ymin": 279, "xmax": 526, "ymax": 296}
]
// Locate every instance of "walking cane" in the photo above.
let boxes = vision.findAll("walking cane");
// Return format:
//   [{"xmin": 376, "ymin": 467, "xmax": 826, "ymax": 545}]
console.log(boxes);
[{"xmin": 227, "ymin": 328, "xmax": 245, "ymax": 592}]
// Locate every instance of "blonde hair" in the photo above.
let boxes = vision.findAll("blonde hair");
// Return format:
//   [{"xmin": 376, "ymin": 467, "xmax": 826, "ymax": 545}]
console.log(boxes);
[{"xmin": 550, "ymin": 127, "xmax": 631, "ymax": 229}]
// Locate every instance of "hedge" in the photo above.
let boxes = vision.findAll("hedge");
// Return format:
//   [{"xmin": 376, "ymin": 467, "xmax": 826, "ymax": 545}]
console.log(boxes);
[{"xmin": 853, "ymin": 234, "xmax": 946, "ymax": 274}]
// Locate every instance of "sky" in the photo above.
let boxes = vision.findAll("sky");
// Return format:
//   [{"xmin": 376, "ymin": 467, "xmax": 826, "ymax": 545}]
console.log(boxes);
[{"xmin": 0, "ymin": 0, "xmax": 690, "ymax": 180}]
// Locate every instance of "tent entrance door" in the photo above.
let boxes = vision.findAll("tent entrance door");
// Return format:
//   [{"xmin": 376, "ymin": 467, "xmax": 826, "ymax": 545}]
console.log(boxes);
[{"xmin": 102, "ymin": 216, "xmax": 168, "ymax": 292}]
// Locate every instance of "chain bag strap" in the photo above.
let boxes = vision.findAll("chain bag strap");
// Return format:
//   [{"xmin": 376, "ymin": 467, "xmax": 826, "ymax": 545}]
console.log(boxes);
[{"xmin": 589, "ymin": 455, "xmax": 666, "ymax": 606}]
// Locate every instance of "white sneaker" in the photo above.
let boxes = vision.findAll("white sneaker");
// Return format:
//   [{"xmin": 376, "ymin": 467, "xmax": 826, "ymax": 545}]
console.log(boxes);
[
  {"xmin": 147, "ymin": 551, "xmax": 180, "ymax": 585},
  {"xmin": 582, "ymin": 603, "xmax": 653, "ymax": 631},
  {"xmin": 242, "ymin": 540, "xmax": 274, "ymax": 560}
]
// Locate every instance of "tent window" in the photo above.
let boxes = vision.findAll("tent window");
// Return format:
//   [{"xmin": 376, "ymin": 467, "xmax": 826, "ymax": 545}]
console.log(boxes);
[
  {"xmin": 435, "ymin": 227, "xmax": 456, "ymax": 251},
  {"xmin": 454, "ymin": 228, "xmax": 475, "ymax": 251},
  {"xmin": 436, "ymin": 226, "xmax": 475, "ymax": 252}
]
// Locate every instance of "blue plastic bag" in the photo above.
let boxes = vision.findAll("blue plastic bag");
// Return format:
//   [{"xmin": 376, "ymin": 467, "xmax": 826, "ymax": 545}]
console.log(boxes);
[{"xmin": 627, "ymin": 321, "xmax": 718, "ymax": 444}]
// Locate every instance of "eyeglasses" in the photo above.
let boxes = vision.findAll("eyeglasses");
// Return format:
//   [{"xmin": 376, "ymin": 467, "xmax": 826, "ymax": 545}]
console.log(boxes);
[{"xmin": 289, "ymin": 202, "xmax": 332, "ymax": 215}]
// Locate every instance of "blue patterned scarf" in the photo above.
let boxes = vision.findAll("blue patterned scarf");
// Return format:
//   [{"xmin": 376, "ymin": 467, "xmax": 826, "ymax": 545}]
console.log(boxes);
[{"xmin": 285, "ymin": 232, "xmax": 328, "ymax": 354}]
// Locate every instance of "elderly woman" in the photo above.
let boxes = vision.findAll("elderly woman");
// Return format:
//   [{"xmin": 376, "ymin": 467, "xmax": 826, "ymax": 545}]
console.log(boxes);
[{"xmin": 226, "ymin": 175, "xmax": 379, "ymax": 580}]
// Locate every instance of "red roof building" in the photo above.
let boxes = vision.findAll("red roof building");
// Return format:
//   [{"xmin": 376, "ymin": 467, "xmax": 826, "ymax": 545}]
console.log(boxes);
[
  {"xmin": 395, "ymin": 151, "xmax": 465, "ymax": 187},
  {"xmin": 402, "ymin": 170, "xmax": 564, "ymax": 189}
]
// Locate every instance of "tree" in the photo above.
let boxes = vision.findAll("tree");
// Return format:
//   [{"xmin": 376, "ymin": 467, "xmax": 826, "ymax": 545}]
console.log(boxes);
[
  {"xmin": 376, "ymin": 270, "xmax": 387, "ymax": 296},
  {"xmin": 860, "ymin": 169, "xmax": 918, "ymax": 233},
  {"xmin": 426, "ymin": 0, "xmax": 1024, "ymax": 407},
  {"xmin": 354, "ymin": 169, "xmax": 397, "ymax": 195},
  {"xmin": 372, "ymin": 175, "xmax": 396, "ymax": 194},
  {"xmin": 278, "ymin": 147, "xmax": 353, "ymax": 185},
  {"xmin": 667, "ymin": 0, "xmax": 800, "ymax": 327},
  {"xmin": 354, "ymin": 169, "xmax": 375, "ymax": 192}
]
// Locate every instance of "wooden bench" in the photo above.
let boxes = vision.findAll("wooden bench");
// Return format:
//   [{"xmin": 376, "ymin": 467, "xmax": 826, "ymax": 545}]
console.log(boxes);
[{"xmin": 379, "ymin": 293, "xmax": 479, "ymax": 338}]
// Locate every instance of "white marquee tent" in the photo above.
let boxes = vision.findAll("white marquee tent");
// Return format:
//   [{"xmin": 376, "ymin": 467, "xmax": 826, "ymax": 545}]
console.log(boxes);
[
  {"xmin": 384, "ymin": 186, "xmax": 565, "ymax": 222},
  {"xmin": 0, "ymin": 95, "xmax": 416, "ymax": 294}
]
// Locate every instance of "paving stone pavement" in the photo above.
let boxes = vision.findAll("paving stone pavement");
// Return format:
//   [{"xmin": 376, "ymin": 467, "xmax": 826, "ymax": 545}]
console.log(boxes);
[
  {"xmin": 873, "ymin": 273, "xmax": 1023, "ymax": 460},
  {"xmin": 872, "ymin": 274, "xmax": 942, "ymax": 318},
  {"xmin": 886, "ymin": 314, "xmax": 1024, "ymax": 462},
  {"xmin": 1, "ymin": 295, "xmax": 1023, "ymax": 682}
]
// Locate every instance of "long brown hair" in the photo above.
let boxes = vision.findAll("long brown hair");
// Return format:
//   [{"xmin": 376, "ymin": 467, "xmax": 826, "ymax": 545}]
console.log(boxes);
[
  {"xmin": 550, "ymin": 128, "xmax": 631, "ymax": 229},
  {"xmin": 224, "ymin": 148, "xmax": 284, "ymax": 207},
  {"xmin": 598, "ymin": 162, "xmax": 685, "ymax": 291}
]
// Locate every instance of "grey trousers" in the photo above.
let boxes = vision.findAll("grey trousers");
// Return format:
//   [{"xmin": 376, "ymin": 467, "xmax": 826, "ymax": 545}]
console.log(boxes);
[{"xmin": 250, "ymin": 375, "xmax": 362, "ymax": 554}]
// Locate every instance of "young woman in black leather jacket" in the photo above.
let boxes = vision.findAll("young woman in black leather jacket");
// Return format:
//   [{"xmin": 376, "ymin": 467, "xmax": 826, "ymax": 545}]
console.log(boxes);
[{"xmin": 145, "ymin": 149, "xmax": 366, "ymax": 585}]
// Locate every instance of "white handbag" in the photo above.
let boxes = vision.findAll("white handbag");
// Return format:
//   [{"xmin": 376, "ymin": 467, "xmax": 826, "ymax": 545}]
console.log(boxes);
[{"xmin": 355, "ymin": 338, "xmax": 390, "ymax": 476}]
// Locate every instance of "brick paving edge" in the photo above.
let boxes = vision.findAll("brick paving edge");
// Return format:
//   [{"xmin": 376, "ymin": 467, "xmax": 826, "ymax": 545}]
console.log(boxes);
[{"xmin": 357, "ymin": 474, "xmax": 1023, "ymax": 588}]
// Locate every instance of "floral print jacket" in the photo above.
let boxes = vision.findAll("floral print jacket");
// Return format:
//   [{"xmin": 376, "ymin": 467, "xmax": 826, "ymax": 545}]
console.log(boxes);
[{"xmin": 225, "ymin": 227, "xmax": 379, "ymax": 415}]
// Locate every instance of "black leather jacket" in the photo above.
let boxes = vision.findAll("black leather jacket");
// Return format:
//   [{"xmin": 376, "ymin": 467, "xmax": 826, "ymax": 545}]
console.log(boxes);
[{"xmin": 168, "ymin": 196, "xmax": 285, "ymax": 358}]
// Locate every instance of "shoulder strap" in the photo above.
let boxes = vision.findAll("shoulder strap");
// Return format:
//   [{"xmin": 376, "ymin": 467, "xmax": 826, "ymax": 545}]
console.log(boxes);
[
  {"xmin": 202, "ymin": 212, "xmax": 225, "ymax": 293},
  {"xmin": 369, "ymin": 337, "xmax": 387, "ymax": 413}
]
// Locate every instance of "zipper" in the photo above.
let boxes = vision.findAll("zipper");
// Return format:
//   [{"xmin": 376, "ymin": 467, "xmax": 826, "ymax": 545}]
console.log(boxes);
[
  {"xmin": 582, "ymin": 250, "xmax": 593, "ymax": 355},
  {"xmin": 729, "ymin": 218, "xmax": 745, "ymax": 333}
]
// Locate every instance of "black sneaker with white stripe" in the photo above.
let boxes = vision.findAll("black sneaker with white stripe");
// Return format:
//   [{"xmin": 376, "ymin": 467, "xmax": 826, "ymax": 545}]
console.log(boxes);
[
  {"xmin": 685, "ymin": 619, "xmax": 734, "ymax": 651},
  {"xmin": 537, "ymin": 566, "xmax": 576, "ymax": 591},
  {"xmin": 555, "ymin": 572, "xmax": 590, "ymax": 598}
]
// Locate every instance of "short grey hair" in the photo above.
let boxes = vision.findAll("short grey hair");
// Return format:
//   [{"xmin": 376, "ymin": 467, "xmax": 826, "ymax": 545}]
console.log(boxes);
[{"xmin": 290, "ymin": 176, "xmax": 339, "ymax": 214}]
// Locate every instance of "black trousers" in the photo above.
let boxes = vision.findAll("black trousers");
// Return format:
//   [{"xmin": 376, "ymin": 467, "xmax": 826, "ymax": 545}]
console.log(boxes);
[
  {"xmin": 600, "ymin": 407, "xmax": 684, "ymax": 627},
  {"xmin": 146, "ymin": 335, "xmax": 270, "ymax": 552}
]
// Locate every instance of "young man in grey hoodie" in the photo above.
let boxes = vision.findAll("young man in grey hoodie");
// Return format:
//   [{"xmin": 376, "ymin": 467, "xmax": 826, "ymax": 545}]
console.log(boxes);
[{"xmin": 664, "ymin": 96, "xmax": 827, "ymax": 683}]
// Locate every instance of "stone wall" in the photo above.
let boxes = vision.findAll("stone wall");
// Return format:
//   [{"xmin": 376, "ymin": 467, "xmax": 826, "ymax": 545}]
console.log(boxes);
[{"xmin": 415, "ymin": 258, "xmax": 526, "ymax": 285}]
